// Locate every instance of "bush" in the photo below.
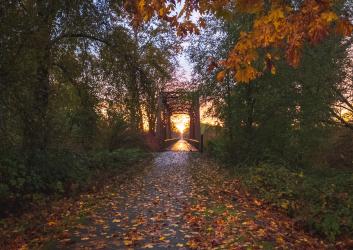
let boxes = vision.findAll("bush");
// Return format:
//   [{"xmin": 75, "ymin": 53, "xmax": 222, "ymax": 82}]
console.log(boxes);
[
  {"xmin": 0, "ymin": 155, "xmax": 27, "ymax": 203},
  {"xmin": 0, "ymin": 148, "xmax": 148, "ymax": 214},
  {"xmin": 206, "ymin": 139, "xmax": 232, "ymax": 162},
  {"xmin": 89, "ymin": 148, "xmax": 148, "ymax": 170},
  {"xmin": 236, "ymin": 163, "xmax": 353, "ymax": 241}
]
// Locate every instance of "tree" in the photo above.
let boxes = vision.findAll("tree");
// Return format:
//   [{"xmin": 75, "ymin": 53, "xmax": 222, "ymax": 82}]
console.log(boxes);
[
  {"xmin": 188, "ymin": 5, "xmax": 352, "ymax": 166},
  {"xmin": 125, "ymin": 0, "xmax": 353, "ymax": 82},
  {"xmin": 0, "ymin": 1, "xmax": 111, "ymax": 166}
]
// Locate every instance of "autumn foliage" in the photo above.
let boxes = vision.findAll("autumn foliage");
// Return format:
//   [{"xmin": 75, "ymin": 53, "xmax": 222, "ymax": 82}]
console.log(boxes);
[{"xmin": 125, "ymin": 0, "xmax": 353, "ymax": 82}]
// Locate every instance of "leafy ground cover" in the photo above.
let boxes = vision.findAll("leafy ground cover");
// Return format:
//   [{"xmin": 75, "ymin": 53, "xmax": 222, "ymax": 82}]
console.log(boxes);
[
  {"xmin": 2, "ymin": 150, "xmax": 345, "ymax": 249},
  {"xmin": 0, "ymin": 148, "xmax": 148, "ymax": 215},
  {"xmin": 230, "ymin": 163, "xmax": 353, "ymax": 243},
  {"xmin": 0, "ymin": 148, "xmax": 149, "ymax": 249}
]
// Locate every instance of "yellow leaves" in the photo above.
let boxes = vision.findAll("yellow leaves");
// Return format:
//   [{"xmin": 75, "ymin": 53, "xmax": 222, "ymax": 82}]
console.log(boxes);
[
  {"xmin": 126, "ymin": 0, "xmax": 351, "ymax": 82},
  {"xmin": 18, "ymin": 244, "xmax": 29, "ymax": 250},
  {"xmin": 235, "ymin": 32, "xmax": 254, "ymax": 51},
  {"xmin": 142, "ymin": 243, "xmax": 154, "ymax": 248},
  {"xmin": 112, "ymin": 219, "xmax": 121, "ymax": 223},
  {"xmin": 257, "ymin": 228, "xmax": 266, "ymax": 237},
  {"xmin": 124, "ymin": 239, "xmax": 133, "ymax": 246},
  {"xmin": 321, "ymin": 11, "xmax": 338, "ymax": 23},
  {"xmin": 276, "ymin": 235, "xmax": 285, "ymax": 245},
  {"xmin": 252, "ymin": 7, "xmax": 288, "ymax": 47},
  {"xmin": 244, "ymin": 49, "xmax": 258, "ymax": 64},
  {"xmin": 187, "ymin": 239, "xmax": 199, "ymax": 249},
  {"xmin": 280, "ymin": 200, "xmax": 289, "ymax": 209},
  {"xmin": 216, "ymin": 71, "xmax": 226, "ymax": 81},
  {"xmin": 235, "ymin": 66, "xmax": 259, "ymax": 83},
  {"xmin": 47, "ymin": 220, "xmax": 57, "ymax": 226},
  {"xmin": 176, "ymin": 243, "xmax": 184, "ymax": 247},
  {"xmin": 271, "ymin": 66, "xmax": 276, "ymax": 75},
  {"xmin": 137, "ymin": 0, "xmax": 145, "ymax": 12},
  {"xmin": 253, "ymin": 198, "xmax": 262, "ymax": 206}
]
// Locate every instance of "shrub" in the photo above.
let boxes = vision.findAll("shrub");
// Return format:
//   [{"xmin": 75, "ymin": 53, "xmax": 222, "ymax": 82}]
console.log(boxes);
[
  {"xmin": 206, "ymin": 139, "xmax": 232, "ymax": 162},
  {"xmin": 89, "ymin": 148, "xmax": 148, "ymax": 170},
  {"xmin": 236, "ymin": 163, "xmax": 353, "ymax": 241},
  {"xmin": 0, "ymin": 155, "xmax": 27, "ymax": 204},
  {"xmin": 0, "ymin": 147, "xmax": 148, "ymax": 214}
]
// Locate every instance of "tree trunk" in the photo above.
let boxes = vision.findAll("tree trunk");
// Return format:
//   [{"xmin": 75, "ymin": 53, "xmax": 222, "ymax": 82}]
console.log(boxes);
[{"xmin": 23, "ymin": 3, "xmax": 52, "ymax": 166}]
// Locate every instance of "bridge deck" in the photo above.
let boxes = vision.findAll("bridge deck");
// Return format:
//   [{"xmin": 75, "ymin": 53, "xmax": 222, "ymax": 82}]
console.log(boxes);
[{"xmin": 166, "ymin": 139, "xmax": 198, "ymax": 152}]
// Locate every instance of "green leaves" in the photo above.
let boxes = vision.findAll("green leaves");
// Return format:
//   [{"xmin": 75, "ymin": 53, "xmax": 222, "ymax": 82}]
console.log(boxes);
[{"xmin": 238, "ymin": 163, "xmax": 353, "ymax": 241}]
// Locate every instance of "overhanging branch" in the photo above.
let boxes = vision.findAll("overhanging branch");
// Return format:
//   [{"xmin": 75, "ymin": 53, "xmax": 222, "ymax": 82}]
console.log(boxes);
[{"xmin": 51, "ymin": 33, "xmax": 110, "ymax": 47}]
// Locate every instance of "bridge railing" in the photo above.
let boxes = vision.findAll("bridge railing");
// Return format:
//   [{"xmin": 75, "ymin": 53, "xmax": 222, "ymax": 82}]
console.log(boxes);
[
  {"xmin": 185, "ymin": 135, "xmax": 203, "ymax": 152},
  {"xmin": 162, "ymin": 136, "xmax": 204, "ymax": 152},
  {"xmin": 163, "ymin": 138, "xmax": 179, "ymax": 150}
]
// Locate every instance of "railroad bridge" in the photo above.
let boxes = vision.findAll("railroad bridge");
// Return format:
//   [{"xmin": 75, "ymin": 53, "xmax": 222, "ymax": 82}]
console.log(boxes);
[{"xmin": 156, "ymin": 90, "xmax": 202, "ymax": 151}]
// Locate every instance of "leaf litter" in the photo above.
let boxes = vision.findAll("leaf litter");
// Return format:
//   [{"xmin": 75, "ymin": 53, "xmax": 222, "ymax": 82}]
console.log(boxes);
[{"xmin": 1, "ymin": 152, "xmax": 332, "ymax": 249}]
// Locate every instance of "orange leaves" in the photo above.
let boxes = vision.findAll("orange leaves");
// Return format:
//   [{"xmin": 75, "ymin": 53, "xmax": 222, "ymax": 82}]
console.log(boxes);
[
  {"xmin": 216, "ymin": 71, "xmax": 226, "ymax": 81},
  {"xmin": 308, "ymin": 17, "xmax": 330, "ymax": 44},
  {"xmin": 236, "ymin": 0, "xmax": 264, "ymax": 14},
  {"xmin": 124, "ymin": 239, "xmax": 133, "ymax": 246},
  {"xmin": 126, "ymin": 0, "xmax": 175, "ymax": 28},
  {"xmin": 321, "ymin": 11, "xmax": 338, "ymax": 23},
  {"xmin": 276, "ymin": 235, "xmax": 286, "ymax": 245},
  {"xmin": 336, "ymin": 19, "xmax": 353, "ymax": 37},
  {"xmin": 221, "ymin": 1, "xmax": 352, "ymax": 81},
  {"xmin": 286, "ymin": 46, "xmax": 301, "ymax": 68},
  {"xmin": 307, "ymin": 11, "xmax": 338, "ymax": 44},
  {"xmin": 142, "ymin": 243, "xmax": 154, "ymax": 248},
  {"xmin": 47, "ymin": 220, "xmax": 57, "ymax": 226},
  {"xmin": 125, "ymin": 0, "xmax": 353, "ymax": 83},
  {"xmin": 235, "ymin": 66, "xmax": 259, "ymax": 83},
  {"xmin": 176, "ymin": 21, "xmax": 199, "ymax": 37}
]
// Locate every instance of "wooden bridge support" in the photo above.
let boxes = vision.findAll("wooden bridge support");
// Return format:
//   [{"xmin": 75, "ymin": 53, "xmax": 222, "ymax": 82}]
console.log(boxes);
[
  {"xmin": 156, "ymin": 91, "xmax": 201, "ymax": 150},
  {"xmin": 166, "ymin": 111, "xmax": 172, "ymax": 139},
  {"xmin": 156, "ymin": 95, "xmax": 164, "ymax": 148},
  {"xmin": 189, "ymin": 110, "xmax": 195, "ymax": 139},
  {"xmin": 194, "ymin": 95, "xmax": 201, "ymax": 142},
  {"xmin": 188, "ymin": 94, "xmax": 200, "ymax": 142}
]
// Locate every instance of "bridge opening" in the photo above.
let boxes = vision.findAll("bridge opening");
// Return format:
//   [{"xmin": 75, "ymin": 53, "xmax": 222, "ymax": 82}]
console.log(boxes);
[
  {"xmin": 156, "ymin": 90, "xmax": 201, "ymax": 151},
  {"xmin": 171, "ymin": 114, "xmax": 190, "ymax": 139}
]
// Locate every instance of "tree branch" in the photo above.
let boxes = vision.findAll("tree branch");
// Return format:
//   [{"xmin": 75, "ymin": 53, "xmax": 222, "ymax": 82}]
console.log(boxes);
[{"xmin": 51, "ymin": 33, "xmax": 110, "ymax": 47}]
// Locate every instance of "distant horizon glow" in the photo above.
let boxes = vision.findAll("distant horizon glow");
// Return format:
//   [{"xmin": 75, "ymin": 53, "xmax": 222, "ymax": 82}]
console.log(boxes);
[{"xmin": 171, "ymin": 114, "xmax": 190, "ymax": 134}]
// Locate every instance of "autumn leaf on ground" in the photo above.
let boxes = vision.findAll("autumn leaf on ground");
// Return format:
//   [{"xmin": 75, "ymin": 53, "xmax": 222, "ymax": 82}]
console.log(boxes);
[{"xmin": 142, "ymin": 243, "xmax": 154, "ymax": 248}]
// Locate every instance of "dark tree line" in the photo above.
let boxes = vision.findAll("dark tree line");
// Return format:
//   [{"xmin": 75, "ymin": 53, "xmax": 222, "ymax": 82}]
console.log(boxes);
[
  {"xmin": 0, "ymin": 1, "xmax": 177, "ymax": 207},
  {"xmin": 189, "ymin": 12, "xmax": 353, "ymax": 167}
]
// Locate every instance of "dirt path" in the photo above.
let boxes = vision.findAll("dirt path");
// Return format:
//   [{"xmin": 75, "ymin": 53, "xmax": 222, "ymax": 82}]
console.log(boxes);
[
  {"xmin": 17, "ymin": 148, "xmax": 328, "ymax": 249},
  {"xmin": 166, "ymin": 139, "xmax": 198, "ymax": 152},
  {"xmin": 51, "ymin": 152, "xmax": 194, "ymax": 249}
]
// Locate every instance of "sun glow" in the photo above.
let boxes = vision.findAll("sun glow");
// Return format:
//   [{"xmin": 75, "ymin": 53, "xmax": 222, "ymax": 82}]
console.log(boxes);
[
  {"xmin": 171, "ymin": 114, "xmax": 190, "ymax": 135},
  {"xmin": 176, "ymin": 123, "xmax": 186, "ymax": 133}
]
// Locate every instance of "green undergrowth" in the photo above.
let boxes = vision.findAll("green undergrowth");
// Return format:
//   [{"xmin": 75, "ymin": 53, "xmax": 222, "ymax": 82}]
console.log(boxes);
[
  {"xmin": 232, "ymin": 163, "xmax": 353, "ymax": 241},
  {"xmin": 0, "ymin": 148, "xmax": 149, "ymax": 215}
]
